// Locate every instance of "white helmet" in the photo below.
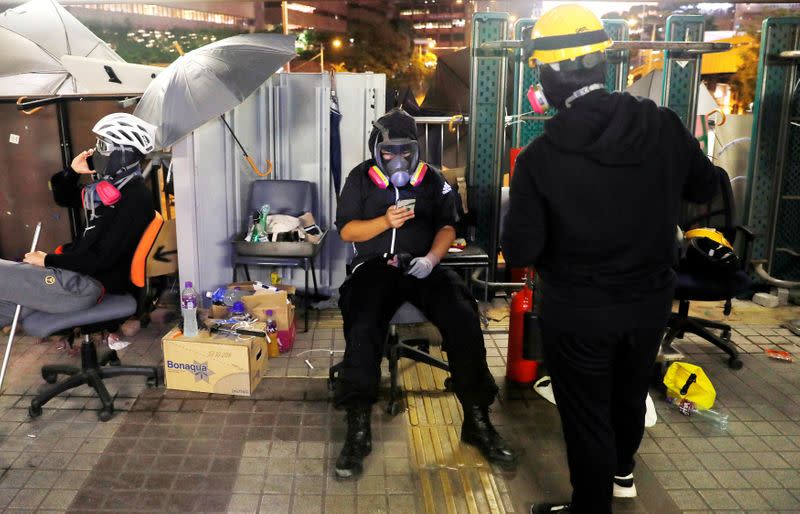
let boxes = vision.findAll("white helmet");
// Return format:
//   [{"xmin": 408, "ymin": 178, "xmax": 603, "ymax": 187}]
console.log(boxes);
[{"xmin": 92, "ymin": 113, "xmax": 156, "ymax": 155}]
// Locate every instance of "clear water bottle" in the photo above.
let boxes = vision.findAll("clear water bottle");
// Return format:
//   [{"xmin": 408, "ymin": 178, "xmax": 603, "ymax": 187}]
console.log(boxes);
[
  {"xmin": 223, "ymin": 287, "xmax": 246, "ymax": 307},
  {"xmin": 181, "ymin": 281, "xmax": 199, "ymax": 337},
  {"xmin": 667, "ymin": 397, "xmax": 729, "ymax": 431}
]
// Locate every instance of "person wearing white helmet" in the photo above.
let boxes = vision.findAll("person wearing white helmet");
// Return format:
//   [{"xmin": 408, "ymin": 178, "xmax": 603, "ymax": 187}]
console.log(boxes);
[{"xmin": 0, "ymin": 113, "xmax": 156, "ymax": 329}]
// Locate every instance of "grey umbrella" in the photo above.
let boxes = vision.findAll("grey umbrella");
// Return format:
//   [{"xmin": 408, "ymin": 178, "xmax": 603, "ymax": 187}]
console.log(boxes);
[
  {"xmin": 0, "ymin": 0, "xmax": 123, "ymax": 96},
  {"xmin": 134, "ymin": 33, "xmax": 296, "ymax": 159}
]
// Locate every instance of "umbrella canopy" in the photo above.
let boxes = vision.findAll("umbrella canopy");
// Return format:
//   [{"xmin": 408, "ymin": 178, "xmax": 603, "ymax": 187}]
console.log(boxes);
[
  {"xmin": 625, "ymin": 70, "xmax": 719, "ymax": 116},
  {"xmin": 134, "ymin": 33, "xmax": 296, "ymax": 149},
  {"xmin": 0, "ymin": 0, "xmax": 123, "ymax": 96}
]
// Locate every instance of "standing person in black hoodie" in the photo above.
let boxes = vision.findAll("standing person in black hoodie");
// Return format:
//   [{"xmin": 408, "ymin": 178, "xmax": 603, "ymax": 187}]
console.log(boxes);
[
  {"xmin": 501, "ymin": 6, "xmax": 720, "ymax": 514},
  {"xmin": 334, "ymin": 108, "xmax": 517, "ymax": 479},
  {"xmin": 0, "ymin": 113, "xmax": 156, "ymax": 329}
]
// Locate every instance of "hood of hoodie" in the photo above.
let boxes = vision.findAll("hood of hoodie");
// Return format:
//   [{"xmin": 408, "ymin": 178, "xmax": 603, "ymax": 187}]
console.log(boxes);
[
  {"xmin": 543, "ymin": 90, "xmax": 662, "ymax": 166},
  {"xmin": 368, "ymin": 108, "xmax": 419, "ymax": 161}
]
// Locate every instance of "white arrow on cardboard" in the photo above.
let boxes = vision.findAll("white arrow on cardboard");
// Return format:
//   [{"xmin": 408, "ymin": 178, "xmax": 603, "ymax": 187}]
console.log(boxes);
[{"xmin": 675, "ymin": 60, "xmax": 690, "ymax": 68}]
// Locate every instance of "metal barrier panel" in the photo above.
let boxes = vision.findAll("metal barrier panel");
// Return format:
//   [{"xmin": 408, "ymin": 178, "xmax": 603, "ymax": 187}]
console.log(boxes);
[
  {"xmin": 662, "ymin": 15, "xmax": 705, "ymax": 128},
  {"xmin": 603, "ymin": 19, "xmax": 630, "ymax": 92},
  {"xmin": 468, "ymin": 12, "xmax": 509, "ymax": 276},
  {"xmin": 745, "ymin": 17, "xmax": 800, "ymax": 280}
]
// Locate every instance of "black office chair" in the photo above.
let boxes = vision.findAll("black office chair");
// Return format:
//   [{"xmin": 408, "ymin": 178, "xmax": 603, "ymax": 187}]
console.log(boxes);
[
  {"xmin": 662, "ymin": 169, "xmax": 754, "ymax": 370},
  {"xmin": 329, "ymin": 301, "xmax": 451, "ymax": 416},
  {"xmin": 26, "ymin": 213, "xmax": 164, "ymax": 421},
  {"xmin": 232, "ymin": 180, "xmax": 326, "ymax": 332}
]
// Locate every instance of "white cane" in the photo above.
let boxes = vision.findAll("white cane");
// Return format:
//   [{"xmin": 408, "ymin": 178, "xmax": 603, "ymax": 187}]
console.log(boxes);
[{"xmin": 0, "ymin": 222, "xmax": 42, "ymax": 392}]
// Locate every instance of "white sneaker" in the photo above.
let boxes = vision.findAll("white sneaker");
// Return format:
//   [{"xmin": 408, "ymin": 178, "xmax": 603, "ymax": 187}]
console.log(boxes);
[{"xmin": 613, "ymin": 474, "xmax": 637, "ymax": 498}]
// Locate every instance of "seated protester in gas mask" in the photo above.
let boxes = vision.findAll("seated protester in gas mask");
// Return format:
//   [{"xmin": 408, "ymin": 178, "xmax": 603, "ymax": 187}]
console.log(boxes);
[
  {"xmin": 333, "ymin": 108, "xmax": 517, "ymax": 480},
  {"xmin": 0, "ymin": 113, "xmax": 156, "ymax": 329}
]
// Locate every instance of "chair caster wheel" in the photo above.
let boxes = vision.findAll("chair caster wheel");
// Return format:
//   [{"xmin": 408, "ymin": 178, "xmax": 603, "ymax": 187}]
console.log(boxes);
[
  {"xmin": 386, "ymin": 401, "xmax": 404, "ymax": 417},
  {"xmin": 98, "ymin": 408, "xmax": 114, "ymax": 422},
  {"xmin": 146, "ymin": 376, "xmax": 158, "ymax": 388},
  {"xmin": 721, "ymin": 329, "xmax": 731, "ymax": 341},
  {"xmin": 109, "ymin": 359, "xmax": 121, "ymax": 367},
  {"xmin": 728, "ymin": 357, "xmax": 743, "ymax": 370},
  {"xmin": 444, "ymin": 377, "xmax": 452, "ymax": 391},
  {"xmin": 29, "ymin": 403, "xmax": 42, "ymax": 418},
  {"xmin": 42, "ymin": 371, "xmax": 58, "ymax": 384}
]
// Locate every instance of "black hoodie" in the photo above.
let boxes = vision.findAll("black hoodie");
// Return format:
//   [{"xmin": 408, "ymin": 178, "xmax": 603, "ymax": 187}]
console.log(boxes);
[
  {"xmin": 502, "ymin": 90, "xmax": 719, "ymax": 333},
  {"xmin": 336, "ymin": 109, "xmax": 457, "ymax": 270}
]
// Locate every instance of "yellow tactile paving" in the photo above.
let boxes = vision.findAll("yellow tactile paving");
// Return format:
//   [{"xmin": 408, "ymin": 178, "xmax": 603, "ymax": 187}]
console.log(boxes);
[{"xmin": 399, "ymin": 347, "xmax": 512, "ymax": 514}]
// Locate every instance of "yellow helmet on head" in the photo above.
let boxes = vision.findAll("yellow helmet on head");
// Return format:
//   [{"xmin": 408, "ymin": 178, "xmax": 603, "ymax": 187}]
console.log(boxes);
[{"xmin": 528, "ymin": 4, "xmax": 612, "ymax": 66}]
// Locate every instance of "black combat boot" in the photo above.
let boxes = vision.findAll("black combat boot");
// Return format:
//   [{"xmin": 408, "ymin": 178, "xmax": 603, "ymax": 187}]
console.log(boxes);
[
  {"xmin": 334, "ymin": 403, "xmax": 372, "ymax": 479},
  {"xmin": 461, "ymin": 404, "xmax": 517, "ymax": 468}
]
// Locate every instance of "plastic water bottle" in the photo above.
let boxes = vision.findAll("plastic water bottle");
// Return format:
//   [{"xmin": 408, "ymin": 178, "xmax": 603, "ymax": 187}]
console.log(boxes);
[
  {"xmin": 666, "ymin": 397, "xmax": 729, "ymax": 430},
  {"xmin": 223, "ymin": 287, "xmax": 246, "ymax": 307},
  {"xmin": 266, "ymin": 309, "xmax": 279, "ymax": 358},
  {"xmin": 181, "ymin": 281, "xmax": 199, "ymax": 337}
]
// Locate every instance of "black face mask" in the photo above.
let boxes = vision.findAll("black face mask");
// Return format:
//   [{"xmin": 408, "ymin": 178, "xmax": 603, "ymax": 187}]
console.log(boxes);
[
  {"xmin": 93, "ymin": 140, "xmax": 142, "ymax": 179},
  {"xmin": 539, "ymin": 60, "xmax": 608, "ymax": 110}
]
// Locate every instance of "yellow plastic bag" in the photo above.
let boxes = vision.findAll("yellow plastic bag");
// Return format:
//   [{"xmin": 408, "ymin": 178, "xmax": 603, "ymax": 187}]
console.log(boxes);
[{"xmin": 663, "ymin": 362, "xmax": 716, "ymax": 410}]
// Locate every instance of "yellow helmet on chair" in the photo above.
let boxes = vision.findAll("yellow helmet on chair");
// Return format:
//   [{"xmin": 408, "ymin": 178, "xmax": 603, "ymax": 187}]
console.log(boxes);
[{"xmin": 528, "ymin": 4, "xmax": 612, "ymax": 66}]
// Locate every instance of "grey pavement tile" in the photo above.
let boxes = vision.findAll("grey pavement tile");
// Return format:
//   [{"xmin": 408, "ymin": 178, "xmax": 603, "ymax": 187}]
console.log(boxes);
[
  {"xmin": 729, "ymin": 489, "xmax": 771, "ymax": 509},
  {"xmin": 667, "ymin": 489, "xmax": 708, "ymax": 510},
  {"xmin": 682, "ymin": 437, "xmax": 716, "ymax": 453},
  {"xmin": 653, "ymin": 471, "xmax": 691, "ymax": 490},
  {"xmin": 697, "ymin": 489, "xmax": 740, "ymax": 510},
  {"xmin": 0, "ymin": 469, "xmax": 32, "ymax": 488},
  {"xmin": 741, "ymin": 469, "xmax": 782, "ymax": 489},
  {"xmin": 39, "ymin": 489, "xmax": 78, "ymax": 511},
  {"xmin": 751, "ymin": 451, "xmax": 792, "ymax": 469},
  {"xmin": 668, "ymin": 452, "xmax": 705, "ymax": 471},
  {"xmin": 711, "ymin": 469, "xmax": 750, "ymax": 488},
  {"xmin": 636, "ymin": 438, "xmax": 661, "ymax": 454},
  {"xmin": 23, "ymin": 470, "xmax": 60, "ymax": 489},
  {"xmin": 0, "ymin": 488, "xmax": 15, "ymax": 508},
  {"xmin": 697, "ymin": 452, "xmax": 733, "ymax": 470},
  {"xmin": 262, "ymin": 475, "xmax": 294, "ymax": 495},
  {"xmin": 386, "ymin": 474, "xmax": 416, "ymax": 494},
  {"xmin": 763, "ymin": 488, "xmax": 800, "ymax": 510},
  {"xmin": 681, "ymin": 470, "xmax": 720, "ymax": 489},
  {"xmin": 746, "ymin": 420, "xmax": 782, "ymax": 436},
  {"xmin": 769, "ymin": 469, "xmax": 800, "ymax": 488},
  {"xmin": 258, "ymin": 494, "xmax": 290, "ymax": 514},
  {"xmin": 291, "ymin": 495, "xmax": 323, "ymax": 514},
  {"xmin": 640, "ymin": 452, "xmax": 675, "ymax": 471},
  {"xmin": 326, "ymin": 476, "xmax": 356, "ymax": 496},
  {"xmin": 7, "ymin": 487, "xmax": 48, "ymax": 510},
  {"xmin": 708, "ymin": 437, "xmax": 745, "ymax": 452},
  {"xmin": 357, "ymin": 474, "xmax": 387, "ymax": 495},
  {"xmin": 325, "ymin": 494, "xmax": 356, "ymax": 514},
  {"xmin": 733, "ymin": 436, "xmax": 772, "ymax": 453},
  {"xmin": 227, "ymin": 494, "xmax": 261, "ymax": 514},
  {"xmin": 293, "ymin": 476, "xmax": 325, "ymax": 496},
  {"xmin": 761, "ymin": 435, "xmax": 799, "ymax": 452},
  {"xmin": 655, "ymin": 438, "xmax": 689, "ymax": 453},
  {"xmin": 388, "ymin": 495, "xmax": 418, "ymax": 514},
  {"xmin": 358, "ymin": 495, "xmax": 389, "ymax": 514},
  {"xmin": 722, "ymin": 452, "xmax": 760, "ymax": 469},
  {"xmin": 233, "ymin": 475, "xmax": 265, "ymax": 494}
]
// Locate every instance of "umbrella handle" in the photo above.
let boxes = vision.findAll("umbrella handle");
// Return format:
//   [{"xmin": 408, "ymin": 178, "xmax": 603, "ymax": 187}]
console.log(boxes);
[
  {"xmin": 247, "ymin": 156, "xmax": 273, "ymax": 177},
  {"xmin": 448, "ymin": 115, "xmax": 464, "ymax": 133},
  {"xmin": 16, "ymin": 97, "xmax": 44, "ymax": 116},
  {"xmin": 706, "ymin": 108, "xmax": 727, "ymax": 127}
]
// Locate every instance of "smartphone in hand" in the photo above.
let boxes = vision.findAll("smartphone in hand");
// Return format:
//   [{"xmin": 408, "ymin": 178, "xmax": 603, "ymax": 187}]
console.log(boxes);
[{"xmin": 396, "ymin": 198, "xmax": 416, "ymax": 213}]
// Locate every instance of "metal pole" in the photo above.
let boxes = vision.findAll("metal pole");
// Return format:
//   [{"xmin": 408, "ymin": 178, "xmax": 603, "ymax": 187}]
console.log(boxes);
[
  {"xmin": 320, "ymin": 45, "xmax": 324, "ymax": 73},
  {"xmin": 0, "ymin": 223, "xmax": 42, "ymax": 392},
  {"xmin": 282, "ymin": 1, "xmax": 290, "ymax": 72}
]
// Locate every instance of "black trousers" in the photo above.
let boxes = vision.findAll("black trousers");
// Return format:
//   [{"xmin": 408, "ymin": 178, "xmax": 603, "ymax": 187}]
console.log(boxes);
[
  {"xmin": 541, "ymin": 320, "xmax": 663, "ymax": 514},
  {"xmin": 335, "ymin": 260, "xmax": 498, "ymax": 408}
]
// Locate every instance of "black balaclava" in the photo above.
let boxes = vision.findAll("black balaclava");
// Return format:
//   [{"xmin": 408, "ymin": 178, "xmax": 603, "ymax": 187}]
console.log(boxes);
[
  {"xmin": 93, "ymin": 143, "xmax": 143, "ymax": 180},
  {"xmin": 539, "ymin": 58, "xmax": 607, "ymax": 110}
]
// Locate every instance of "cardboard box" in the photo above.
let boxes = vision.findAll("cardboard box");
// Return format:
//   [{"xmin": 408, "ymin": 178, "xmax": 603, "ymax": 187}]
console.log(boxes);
[
  {"xmin": 162, "ymin": 327, "xmax": 267, "ymax": 396},
  {"xmin": 242, "ymin": 290, "xmax": 295, "ymax": 329}
]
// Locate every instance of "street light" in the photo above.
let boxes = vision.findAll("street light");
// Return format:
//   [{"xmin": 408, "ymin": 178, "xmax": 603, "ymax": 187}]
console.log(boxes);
[{"xmin": 332, "ymin": 38, "xmax": 342, "ymax": 49}]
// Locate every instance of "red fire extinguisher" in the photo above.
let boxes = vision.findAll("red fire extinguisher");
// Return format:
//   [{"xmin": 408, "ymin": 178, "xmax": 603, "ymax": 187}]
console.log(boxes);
[{"xmin": 506, "ymin": 271, "xmax": 539, "ymax": 385}]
